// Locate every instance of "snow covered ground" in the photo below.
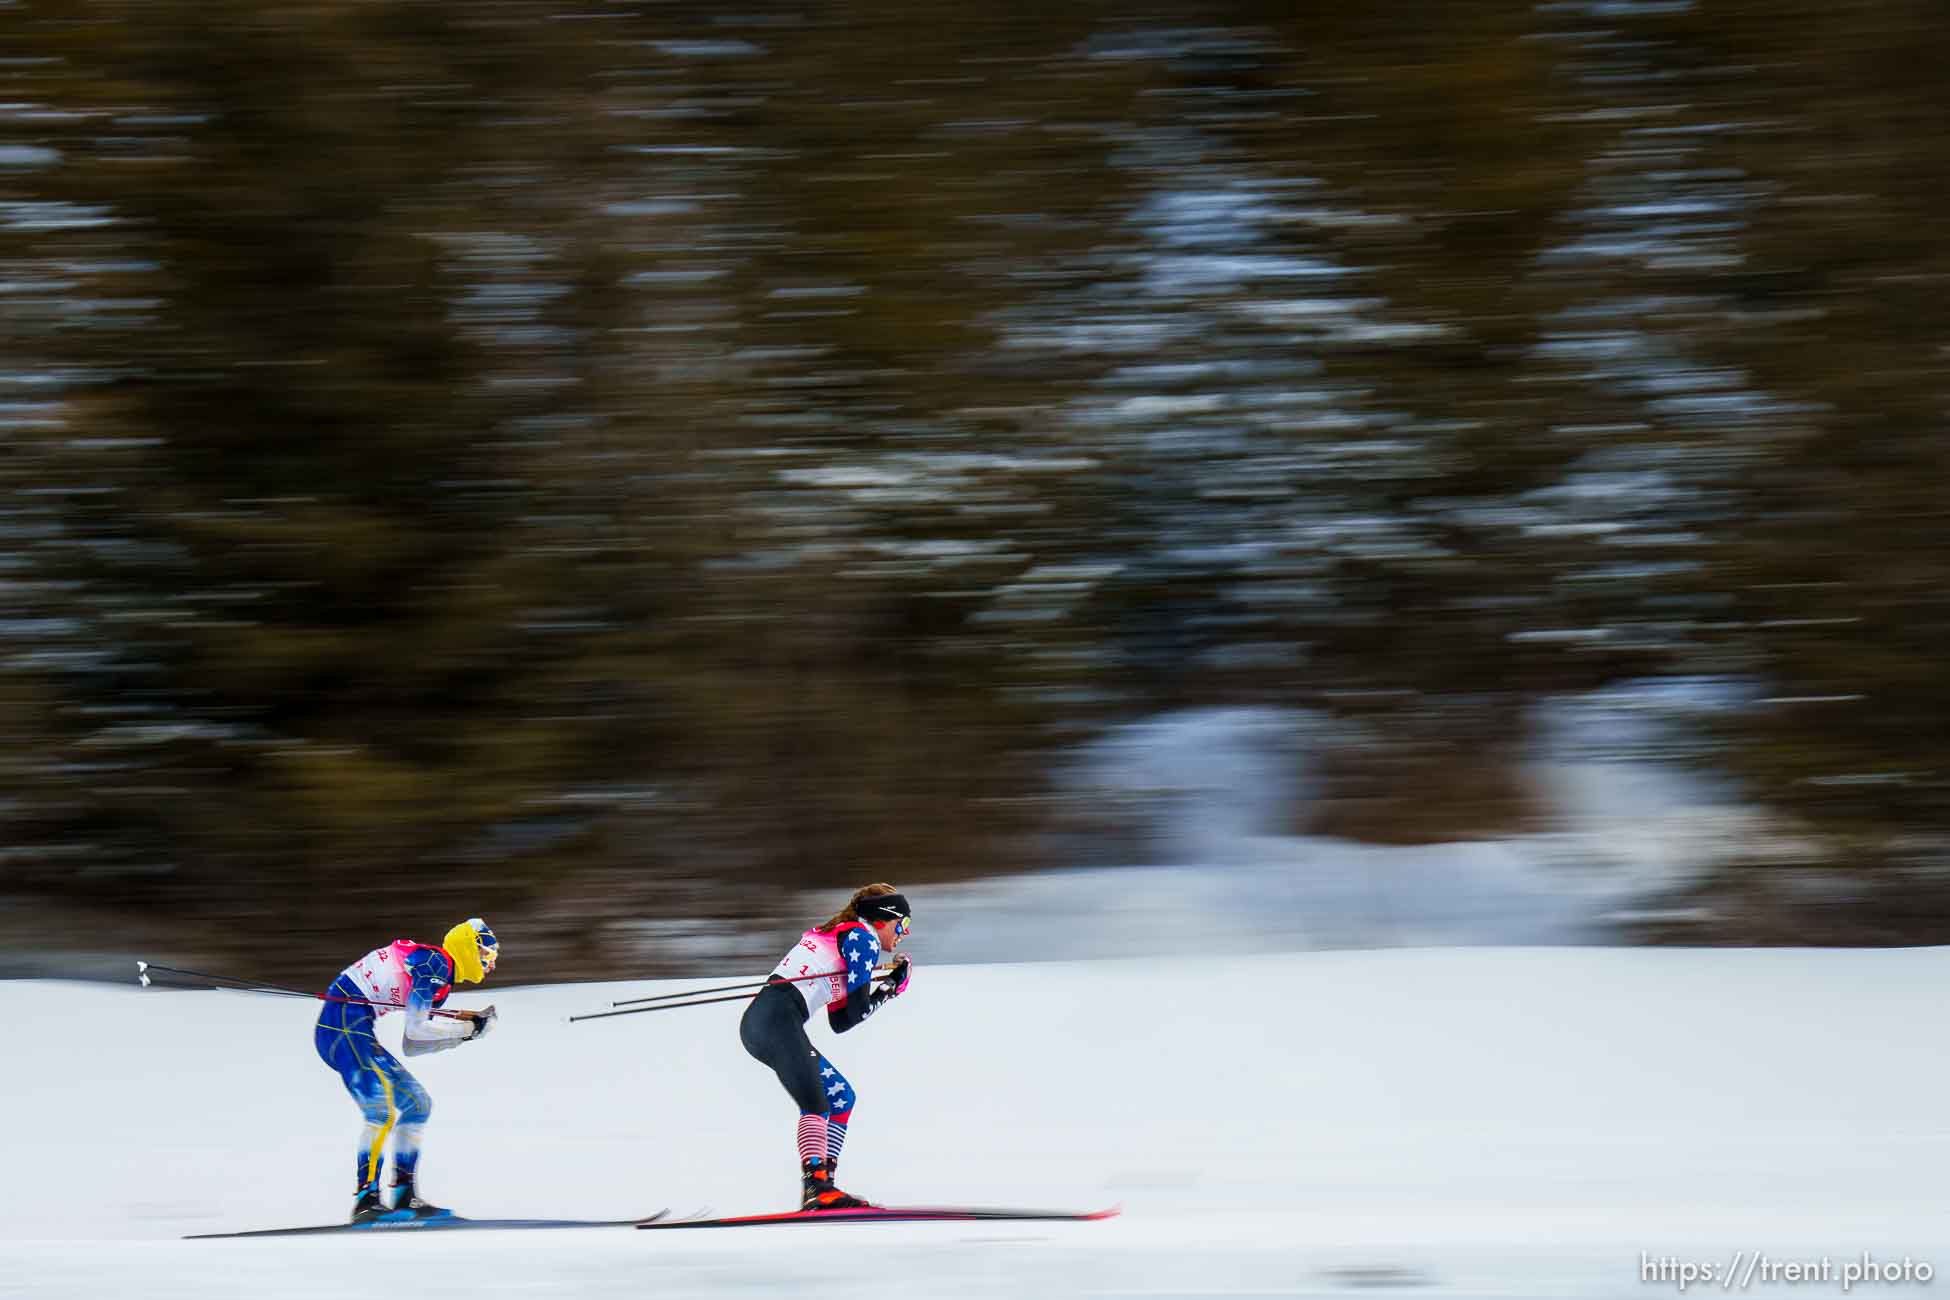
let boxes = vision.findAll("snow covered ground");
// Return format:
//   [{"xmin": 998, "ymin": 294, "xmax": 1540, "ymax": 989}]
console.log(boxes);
[{"xmin": 4, "ymin": 946, "xmax": 1945, "ymax": 1298}]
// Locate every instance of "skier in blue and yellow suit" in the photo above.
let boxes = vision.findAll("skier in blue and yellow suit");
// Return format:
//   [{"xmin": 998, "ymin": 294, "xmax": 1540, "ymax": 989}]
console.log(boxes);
[{"xmin": 315, "ymin": 919, "xmax": 499, "ymax": 1223}]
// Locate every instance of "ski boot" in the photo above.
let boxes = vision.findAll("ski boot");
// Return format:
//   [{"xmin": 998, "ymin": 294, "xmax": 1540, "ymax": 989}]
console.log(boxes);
[
  {"xmin": 388, "ymin": 1171, "xmax": 453, "ymax": 1220},
  {"xmin": 800, "ymin": 1156, "xmax": 871, "ymax": 1212},
  {"xmin": 350, "ymin": 1184, "xmax": 390, "ymax": 1225}
]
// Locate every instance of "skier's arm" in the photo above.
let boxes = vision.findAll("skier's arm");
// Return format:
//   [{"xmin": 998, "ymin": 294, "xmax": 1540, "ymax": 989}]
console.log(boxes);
[
  {"xmin": 826, "ymin": 925, "xmax": 895, "ymax": 1034},
  {"xmin": 401, "ymin": 957, "xmax": 475, "ymax": 1057}
]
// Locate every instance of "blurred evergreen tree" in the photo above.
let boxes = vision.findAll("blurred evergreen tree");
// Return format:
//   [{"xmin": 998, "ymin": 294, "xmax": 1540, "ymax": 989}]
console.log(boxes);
[{"xmin": 3, "ymin": 0, "xmax": 1949, "ymax": 965}]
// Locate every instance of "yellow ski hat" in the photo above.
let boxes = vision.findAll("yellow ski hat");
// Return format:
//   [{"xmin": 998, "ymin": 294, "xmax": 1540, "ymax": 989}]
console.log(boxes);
[{"xmin": 442, "ymin": 917, "xmax": 498, "ymax": 984}]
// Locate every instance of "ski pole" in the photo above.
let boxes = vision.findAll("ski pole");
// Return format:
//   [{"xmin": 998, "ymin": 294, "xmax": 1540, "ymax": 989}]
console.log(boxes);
[
  {"xmin": 576, "ymin": 962, "xmax": 902, "ymax": 1024},
  {"xmin": 572, "ymin": 989, "xmax": 780, "ymax": 1022},
  {"xmin": 609, "ymin": 966, "xmax": 856, "ymax": 1008},
  {"xmin": 137, "ymin": 961, "xmax": 472, "ymax": 1018}
]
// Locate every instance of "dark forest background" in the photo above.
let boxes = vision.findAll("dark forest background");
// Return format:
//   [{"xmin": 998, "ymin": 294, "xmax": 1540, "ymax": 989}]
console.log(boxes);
[{"xmin": 3, "ymin": 0, "xmax": 1948, "ymax": 977}]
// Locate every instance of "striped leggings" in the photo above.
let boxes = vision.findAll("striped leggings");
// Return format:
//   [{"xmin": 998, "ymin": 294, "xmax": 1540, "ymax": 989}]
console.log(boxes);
[{"xmin": 740, "ymin": 981, "xmax": 858, "ymax": 1167}]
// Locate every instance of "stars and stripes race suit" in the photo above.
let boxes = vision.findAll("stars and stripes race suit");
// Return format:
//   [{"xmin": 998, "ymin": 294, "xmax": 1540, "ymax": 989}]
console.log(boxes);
[
  {"xmin": 314, "ymin": 939, "xmax": 475, "ymax": 1201},
  {"xmin": 740, "ymin": 920, "xmax": 900, "ymax": 1205}
]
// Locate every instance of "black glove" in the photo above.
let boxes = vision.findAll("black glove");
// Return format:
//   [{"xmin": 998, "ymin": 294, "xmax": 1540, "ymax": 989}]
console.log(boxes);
[
  {"xmin": 466, "ymin": 1004, "xmax": 498, "ymax": 1040},
  {"xmin": 877, "ymin": 957, "xmax": 911, "ymax": 999}
]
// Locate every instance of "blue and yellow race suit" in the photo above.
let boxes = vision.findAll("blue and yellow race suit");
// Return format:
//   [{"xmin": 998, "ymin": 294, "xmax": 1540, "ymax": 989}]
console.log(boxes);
[{"xmin": 314, "ymin": 939, "xmax": 473, "ymax": 1194}]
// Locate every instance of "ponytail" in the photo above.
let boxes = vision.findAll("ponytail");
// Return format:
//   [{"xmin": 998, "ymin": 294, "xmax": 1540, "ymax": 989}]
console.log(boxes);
[{"xmin": 819, "ymin": 882, "xmax": 899, "ymax": 931}]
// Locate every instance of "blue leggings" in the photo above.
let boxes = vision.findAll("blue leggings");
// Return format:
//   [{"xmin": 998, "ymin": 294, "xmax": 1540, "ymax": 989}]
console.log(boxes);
[{"xmin": 315, "ymin": 998, "xmax": 432, "ymax": 1191}]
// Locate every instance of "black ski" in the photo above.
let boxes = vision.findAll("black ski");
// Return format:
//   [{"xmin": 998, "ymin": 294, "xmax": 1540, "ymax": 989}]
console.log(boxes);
[{"xmin": 187, "ymin": 1209, "xmax": 668, "ymax": 1239}]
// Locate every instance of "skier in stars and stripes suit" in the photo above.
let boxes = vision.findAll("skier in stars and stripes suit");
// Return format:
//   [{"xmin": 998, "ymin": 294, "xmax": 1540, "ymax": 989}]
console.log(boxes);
[{"xmin": 740, "ymin": 883, "xmax": 913, "ymax": 1211}]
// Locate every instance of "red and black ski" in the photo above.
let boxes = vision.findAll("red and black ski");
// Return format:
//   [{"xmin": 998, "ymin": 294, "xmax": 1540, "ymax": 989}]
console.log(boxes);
[{"xmin": 638, "ymin": 1204, "xmax": 1119, "ymax": 1229}]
